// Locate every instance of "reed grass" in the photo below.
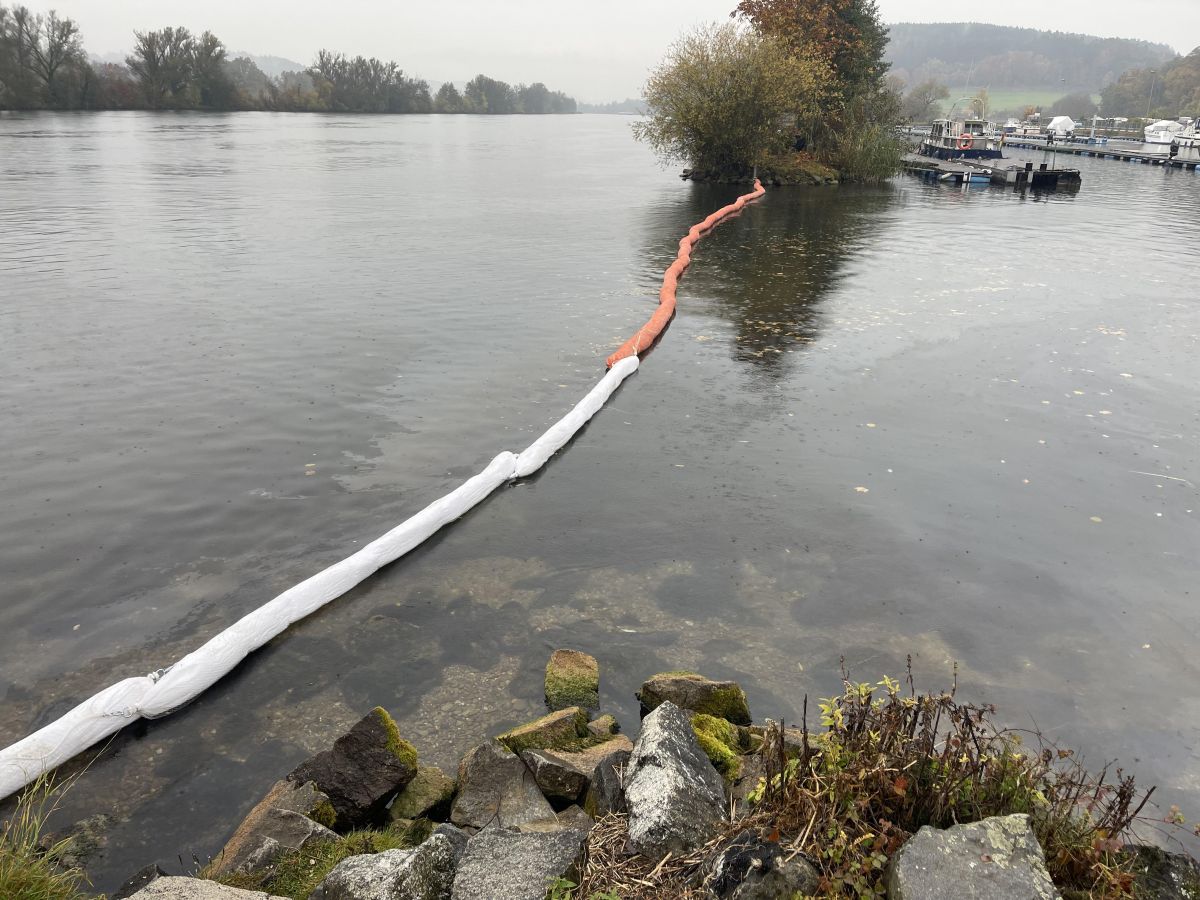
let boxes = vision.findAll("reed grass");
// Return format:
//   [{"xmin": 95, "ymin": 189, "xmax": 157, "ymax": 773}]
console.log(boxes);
[{"xmin": 0, "ymin": 774, "xmax": 92, "ymax": 900}]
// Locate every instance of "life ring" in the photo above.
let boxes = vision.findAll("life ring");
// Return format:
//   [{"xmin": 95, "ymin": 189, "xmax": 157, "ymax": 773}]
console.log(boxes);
[{"xmin": 958, "ymin": 134, "xmax": 975, "ymax": 150}]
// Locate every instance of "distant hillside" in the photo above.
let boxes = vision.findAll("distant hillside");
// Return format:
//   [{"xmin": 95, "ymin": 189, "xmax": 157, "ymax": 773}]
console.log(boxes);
[
  {"xmin": 886, "ymin": 23, "xmax": 1175, "ymax": 92},
  {"xmin": 230, "ymin": 52, "xmax": 307, "ymax": 78}
]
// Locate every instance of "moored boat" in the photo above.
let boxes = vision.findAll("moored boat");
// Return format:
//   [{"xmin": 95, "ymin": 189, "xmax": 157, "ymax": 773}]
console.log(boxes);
[
  {"xmin": 919, "ymin": 114, "xmax": 1003, "ymax": 160},
  {"xmin": 1144, "ymin": 118, "xmax": 1194, "ymax": 145}
]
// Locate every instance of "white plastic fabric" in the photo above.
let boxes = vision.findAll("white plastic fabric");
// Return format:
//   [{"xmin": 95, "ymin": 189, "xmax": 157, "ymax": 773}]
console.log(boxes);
[
  {"xmin": 0, "ymin": 356, "xmax": 640, "ymax": 800},
  {"xmin": 512, "ymin": 356, "xmax": 639, "ymax": 478}
]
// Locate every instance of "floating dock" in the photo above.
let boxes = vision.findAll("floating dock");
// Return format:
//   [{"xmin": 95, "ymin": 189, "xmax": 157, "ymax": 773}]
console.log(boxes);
[
  {"xmin": 1003, "ymin": 139, "xmax": 1200, "ymax": 171},
  {"xmin": 902, "ymin": 153, "xmax": 1081, "ymax": 190}
]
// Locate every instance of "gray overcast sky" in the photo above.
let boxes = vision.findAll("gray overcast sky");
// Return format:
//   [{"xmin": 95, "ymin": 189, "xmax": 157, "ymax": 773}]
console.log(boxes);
[{"xmin": 53, "ymin": 0, "xmax": 1200, "ymax": 102}]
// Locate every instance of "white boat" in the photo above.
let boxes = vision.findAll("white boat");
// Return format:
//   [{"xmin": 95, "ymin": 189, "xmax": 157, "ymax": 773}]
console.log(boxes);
[
  {"xmin": 1147, "ymin": 120, "xmax": 1185, "ymax": 146},
  {"xmin": 1171, "ymin": 118, "xmax": 1197, "ymax": 148}
]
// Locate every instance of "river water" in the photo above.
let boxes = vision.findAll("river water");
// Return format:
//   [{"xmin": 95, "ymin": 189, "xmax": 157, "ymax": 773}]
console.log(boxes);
[{"xmin": 1, "ymin": 112, "xmax": 1197, "ymax": 890}]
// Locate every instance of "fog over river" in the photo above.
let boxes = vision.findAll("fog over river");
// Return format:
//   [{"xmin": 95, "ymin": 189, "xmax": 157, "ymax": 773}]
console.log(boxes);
[{"xmin": 0, "ymin": 112, "xmax": 1197, "ymax": 890}]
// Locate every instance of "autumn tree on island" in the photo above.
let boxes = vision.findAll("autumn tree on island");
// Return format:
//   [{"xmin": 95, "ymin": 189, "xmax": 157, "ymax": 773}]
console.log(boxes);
[
  {"xmin": 633, "ymin": 25, "xmax": 826, "ymax": 176},
  {"xmin": 636, "ymin": 0, "xmax": 903, "ymax": 182}
]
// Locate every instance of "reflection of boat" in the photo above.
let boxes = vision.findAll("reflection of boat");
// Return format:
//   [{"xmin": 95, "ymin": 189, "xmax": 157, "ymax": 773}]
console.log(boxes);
[{"xmin": 919, "ymin": 99, "xmax": 1003, "ymax": 160}]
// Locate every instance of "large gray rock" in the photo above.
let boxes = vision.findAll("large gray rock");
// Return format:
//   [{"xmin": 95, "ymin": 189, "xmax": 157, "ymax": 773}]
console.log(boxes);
[
  {"xmin": 887, "ymin": 814, "xmax": 1061, "ymax": 900},
  {"xmin": 450, "ymin": 740, "xmax": 555, "ymax": 830},
  {"xmin": 703, "ymin": 829, "xmax": 819, "ymax": 899},
  {"xmin": 312, "ymin": 833, "xmax": 459, "ymax": 900},
  {"xmin": 450, "ymin": 826, "xmax": 586, "ymax": 900},
  {"xmin": 290, "ymin": 708, "xmax": 418, "ymax": 828},
  {"xmin": 430, "ymin": 823, "xmax": 470, "ymax": 864},
  {"xmin": 623, "ymin": 701, "xmax": 727, "ymax": 859},
  {"xmin": 125, "ymin": 877, "xmax": 286, "ymax": 899},
  {"xmin": 1124, "ymin": 845, "xmax": 1200, "ymax": 899},
  {"xmin": 637, "ymin": 673, "xmax": 751, "ymax": 725}
]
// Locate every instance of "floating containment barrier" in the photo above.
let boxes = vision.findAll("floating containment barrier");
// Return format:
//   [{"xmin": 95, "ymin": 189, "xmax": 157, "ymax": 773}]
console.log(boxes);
[{"xmin": 0, "ymin": 180, "xmax": 765, "ymax": 800}]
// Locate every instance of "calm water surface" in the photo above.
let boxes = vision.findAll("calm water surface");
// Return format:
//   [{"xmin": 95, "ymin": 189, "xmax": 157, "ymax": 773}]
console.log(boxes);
[{"xmin": 1, "ymin": 112, "xmax": 1198, "ymax": 890}]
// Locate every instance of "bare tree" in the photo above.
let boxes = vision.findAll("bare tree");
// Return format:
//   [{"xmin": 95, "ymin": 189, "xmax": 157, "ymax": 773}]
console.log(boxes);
[
  {"xmin": 5, "ymin": 5, "xmax": 83, "ymax": 106},
  {"xmin": 126, "ymin": 26, "xmax": 194, "ymax": 108}
]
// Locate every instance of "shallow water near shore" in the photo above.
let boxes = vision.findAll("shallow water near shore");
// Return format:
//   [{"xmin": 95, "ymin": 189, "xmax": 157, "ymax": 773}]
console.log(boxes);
[{"xmin": 1, "ymin": 111, "xmax": 1198, "ymax": 890}]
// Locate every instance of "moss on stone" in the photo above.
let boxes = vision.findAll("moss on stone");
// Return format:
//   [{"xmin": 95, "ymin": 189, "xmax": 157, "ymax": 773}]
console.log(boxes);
[
  {"xmin": 371, "ymin": 706, "xmax": 418, "ymax": 770},
  {"xmin": 215, "ymin": 822, "xmax": 416, "ymax": 900},
  {"xmin": 692, "ymin": 713, "xmax": 742, "ymax": 782},
  {"xmin": 544, "ymin": 649, "xmax": 600, "ymax": 712},
  {"xmin": 497, "ymin": 707, "xmax": 590, "ymax": 754},
  {"xmin": 704, "ymin": 684, "xmax": 752, "ymax": 725},
  {"xmin": 310, "ymin": 799, "xmax": 337, "ymax": 830}
]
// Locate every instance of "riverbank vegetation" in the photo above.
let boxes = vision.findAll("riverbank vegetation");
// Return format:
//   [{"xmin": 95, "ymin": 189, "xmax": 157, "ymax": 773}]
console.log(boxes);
[
  {"xmin": 635, "ymin": 0, "xmax": 904, "ymax": 184},
  {"xmin": 0, "ymin": 4, "xmax": 576, "ymax": 114},
  {"xmin": 574, "ymin": 669, "xmax": 1185, "ymax": 899},
  {"xmin": 0, "ymin": 775, "xmax": 91, "ymax": 900}
]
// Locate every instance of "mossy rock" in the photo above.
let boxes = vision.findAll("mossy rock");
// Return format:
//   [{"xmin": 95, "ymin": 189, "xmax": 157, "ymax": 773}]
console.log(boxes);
[
  {"xmin": 692, "ymin": 713, "xmax": 743, "ymax": 782},
  {"xmin": 388, "ymin": 766, "xmax": 456, "ymax": 822},
  {"xmin": 545, "ymin": 649, "xmax": 600, "ymax": 711},
  {"xmin": 638, "ymin": 672, "xmax": 752, "ymax": 725},
  {"xmin": 373, "ymin": 706, "xmax": 418, "ymax": 770},
  {"xmin": 216, "ymin": 821, "xmax": 419, "ymax": 899},
  {"xmin": 496, "ymin": 706, "xmax": 590, "ymax": 754},
  {"xmin": 288, "ymin": 706, "xmax": 419, "ymax": 828}
]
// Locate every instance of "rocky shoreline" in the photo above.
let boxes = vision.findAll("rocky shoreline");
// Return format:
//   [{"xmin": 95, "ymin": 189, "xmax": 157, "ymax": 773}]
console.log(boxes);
[{"xmin": 104, "ymin": 651, "xmax": 1199, "ymax": 900}]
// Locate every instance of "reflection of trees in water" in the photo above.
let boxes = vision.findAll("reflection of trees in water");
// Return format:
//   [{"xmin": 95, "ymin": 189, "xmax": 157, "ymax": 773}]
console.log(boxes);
[{"xmin": 638, "ymin": 184, "xmax": 896, "ymax": 374}]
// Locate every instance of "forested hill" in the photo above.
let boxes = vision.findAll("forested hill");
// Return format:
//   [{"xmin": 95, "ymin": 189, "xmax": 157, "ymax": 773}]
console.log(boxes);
[{"xmin": 886, "ymin": 23, "xmax": 1175, "ymax": 91}]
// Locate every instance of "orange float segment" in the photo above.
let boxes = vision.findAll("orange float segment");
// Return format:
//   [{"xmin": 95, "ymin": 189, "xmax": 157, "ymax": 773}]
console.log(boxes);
[{"xmin": 606, "ymin": 180, "xmax": 765, "ymax": 368}]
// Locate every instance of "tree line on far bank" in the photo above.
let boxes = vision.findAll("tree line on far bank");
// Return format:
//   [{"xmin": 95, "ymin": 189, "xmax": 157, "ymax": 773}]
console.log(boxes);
[{"xmin": 0, "ymin": 5, "xmax": 577, "ymax": 114}]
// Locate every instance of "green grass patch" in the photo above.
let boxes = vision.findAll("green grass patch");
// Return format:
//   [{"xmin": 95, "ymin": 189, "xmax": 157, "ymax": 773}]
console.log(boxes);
[
  {"xmin": 939, "ymin": 88, "xmax": 1102, "ymax": 117},
  {"xmin": 0, "ymin": 775, "xmax": 93, "ymax": 900},
  {"xmin": 216, "ymin": 820, "xmax": 430, "ymax": 900}
]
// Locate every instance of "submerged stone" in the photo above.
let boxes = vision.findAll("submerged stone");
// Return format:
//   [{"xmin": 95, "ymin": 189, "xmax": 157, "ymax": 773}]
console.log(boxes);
[
  {"xmin": 544, "ymin": 649, "xmax": 600, "ymax": 711},
  {"xmin": 637, "ymin": 672, "xmax": 752, "ymax": 725},
  {"xmin": 887, "ymin": 814, "xmax": 1061, "ymax": 900}
]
